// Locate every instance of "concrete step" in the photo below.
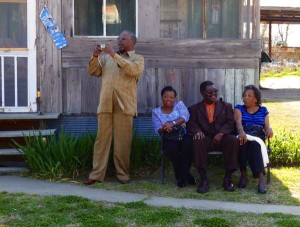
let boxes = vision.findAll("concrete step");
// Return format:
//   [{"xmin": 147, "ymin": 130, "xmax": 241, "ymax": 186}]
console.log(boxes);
[
  {"xmin": 0, "ymin": 129, "xmax": 56, "ymax": 138},
  {"xmin": 0, "ymin": 112, "xmax": 60, "ymax": 120},
  {"xmin": 0, "ymin": 167, "xmax": 29, "ymax": 175},
  {"xmin": 0, "ymin": 149, "xmax": 24, "ymax": 155}
]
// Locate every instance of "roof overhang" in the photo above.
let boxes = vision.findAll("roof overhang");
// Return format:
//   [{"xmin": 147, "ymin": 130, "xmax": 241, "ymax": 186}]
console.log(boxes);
[{"xmin": 261, "ymin": 6, "xmax": 300, "ymax": 24}]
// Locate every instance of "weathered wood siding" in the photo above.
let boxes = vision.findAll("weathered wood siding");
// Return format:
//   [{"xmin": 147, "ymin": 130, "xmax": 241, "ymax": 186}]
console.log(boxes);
[
  {"xmin": 37, "ymin": 0, "xmax": 260, "ymax": 115},
  {"xmin": 61, "ymin": 38, "xmax": 259, "ymax": 115},
  {"xmin": 37, "ymin": 0, "xmax": 63, "ymax": 113}
]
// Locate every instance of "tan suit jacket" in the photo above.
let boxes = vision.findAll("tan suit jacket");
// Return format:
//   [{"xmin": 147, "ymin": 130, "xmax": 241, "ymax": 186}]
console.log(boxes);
[{"xmin": 87, "ymin": 50, "xmax": 144, "ymax": 116}]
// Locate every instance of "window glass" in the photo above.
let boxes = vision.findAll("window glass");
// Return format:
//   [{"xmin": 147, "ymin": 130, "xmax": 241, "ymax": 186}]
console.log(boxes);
[
  {"xmin": 17, "ymin": 57, "xmax": 28, "ymax": 106},
  {"xmin": 74, "ymin": 0, "xmax": 136, "ymax": 36},
  {"xmin": 160, "ymin": 0, "xmax": 239, "ymax": 39},
  {"xmin": 0, "ymin": 1, "xmax": 27, "ymax": 48},
  {"xmin": 4, "ymin": 57, "xmax": 15, "ymax": 106}
]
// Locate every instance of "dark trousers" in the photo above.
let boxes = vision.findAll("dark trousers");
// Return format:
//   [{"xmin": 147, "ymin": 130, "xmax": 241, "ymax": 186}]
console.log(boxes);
[
  {"xmin": 163, "ymin": 135, "xmax": 193, "ymax": 183},
  {"xmin": 239, "ymin": 141, "xmax": 264, "ymax": 178},
  {"xmin": 193, "ymin": 134, "xmax": 239, "ymax": 173}
]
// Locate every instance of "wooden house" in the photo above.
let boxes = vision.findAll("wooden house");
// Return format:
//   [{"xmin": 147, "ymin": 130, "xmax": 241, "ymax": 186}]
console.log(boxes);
[{"xmin": 0, "ymin": 0, "xmax": 261, "ymax": 172}]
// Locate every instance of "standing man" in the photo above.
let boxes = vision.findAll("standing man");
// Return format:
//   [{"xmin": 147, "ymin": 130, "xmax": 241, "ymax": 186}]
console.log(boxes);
[
  {"xmin": 187, "ymin": 81, "xmax": 239, "ymax": 193},
  {"xmin": 84, "ymin": 31, "xmax": 144, "ymax": 185}
]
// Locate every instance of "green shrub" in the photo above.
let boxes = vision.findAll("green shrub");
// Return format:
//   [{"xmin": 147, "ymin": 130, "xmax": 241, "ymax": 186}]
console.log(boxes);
[
  {"xmin": 269, "ymin": 130, "xmax": 300, "ymax": 166},
  {"xmin": 15, "ymin": 128, "xmax": 300, "ymax": 179},
  {"xmin": 14, "ymin": 131, "xmax": 95, "ymax": 179},
  {"xmin": 130, "ymin": 132, "xmax": 161, "ymax": 174},
  {"xmin": 15, "ymin": 130, "xmax": 162, "ymax": 179}
]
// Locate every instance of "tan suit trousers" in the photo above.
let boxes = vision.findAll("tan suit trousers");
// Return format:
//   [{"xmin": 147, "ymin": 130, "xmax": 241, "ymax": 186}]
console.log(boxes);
[{"xmin": 89, "ymin": 95, "xmax": 133, "ymax": 182}]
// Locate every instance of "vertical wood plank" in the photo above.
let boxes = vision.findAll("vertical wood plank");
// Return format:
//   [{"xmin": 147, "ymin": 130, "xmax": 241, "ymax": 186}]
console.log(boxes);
[
  {"xmin": 66, "ymin": 68, "xmax": 81, "ymax": 114},
  {"xmin": 188, "ymin": 68, "xmax": 206, "ymax": 106},
  {"xmin": 224, "ymin": 69, "xmax": 235, "ymax": 104},
  {"xmin": 138, "ymin": 0, "xmax": 160, "ymax": 38},
  {"xmin": 81, "ymin": 69, "xmax": 101, "ymax": 113},
  {"xmin": 37, "ymin": 0, "xmax": 63, "ymax": 113},
  {"xmin": 178, "ymin": 0, "xmax": 188, "ymax": 38},
  {"xmin": 234, "ymin": 69, "xmax": 245, "ymax": 105},
  {"xmin": 61, "ymin": 0, "xmax": 73, "ymax": 37},
  {"xmin": 137, "ymin": 68, "xmax": 157, "ymax": 113}
]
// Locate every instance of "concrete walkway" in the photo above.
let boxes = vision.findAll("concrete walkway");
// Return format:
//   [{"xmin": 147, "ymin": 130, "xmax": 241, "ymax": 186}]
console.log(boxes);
[{"xmin": 1, "ymin": 175, "xmax": 300, "ymax": 216}]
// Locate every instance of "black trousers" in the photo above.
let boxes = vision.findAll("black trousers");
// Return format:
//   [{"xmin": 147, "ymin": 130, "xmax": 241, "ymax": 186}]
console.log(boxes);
[
  {"xmin": 163, "ymin": 134, "xmax": 193, "ymax": 183},
  {"xmin": 239, "ymin": 140, "xmax": 265, "ymax": 178}
]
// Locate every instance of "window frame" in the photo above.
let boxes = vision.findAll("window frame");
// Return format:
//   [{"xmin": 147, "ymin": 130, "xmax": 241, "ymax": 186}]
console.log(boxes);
[{"xmin": 72, "ymin": 0, "xmax": 139, "ymax": 38}]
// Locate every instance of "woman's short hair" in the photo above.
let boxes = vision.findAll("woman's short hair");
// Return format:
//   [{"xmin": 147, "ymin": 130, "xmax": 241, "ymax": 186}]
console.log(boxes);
[
  {"xmin": 243, "ymin": 85, "xmax": 262, "ymax": 105},
  {"xmin": 161, "ymin": 86, "xmax": 177, "ymax": 97}
]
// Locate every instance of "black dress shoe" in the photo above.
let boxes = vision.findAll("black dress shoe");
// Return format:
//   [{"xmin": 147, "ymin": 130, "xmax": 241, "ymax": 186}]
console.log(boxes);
[
  {"xmin": 187, "ymin": 174, "xmax": 196, "ymax": 185},
  {"xmin": 197, "ymin": 179, "xmax": 209, "ymax": 193},
  {"xmin": 223, "ymin": 177, "xmax": 235, "ymax": 192},
  {"xmin": 83, "ymin": 179, "xmax": 99, "ymax": 185},
  {"xmin": 238, "ymin": 178, "xmax": 247, "ymax": 188},
  {"xmin": 258, "ymin": 185, "xmax": 267, "ymax": 194}
]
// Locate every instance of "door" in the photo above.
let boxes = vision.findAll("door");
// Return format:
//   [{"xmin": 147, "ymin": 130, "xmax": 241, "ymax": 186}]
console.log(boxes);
[{"xmin": 0, "ymin": 0, "xmax": 37, "ymax": 112}]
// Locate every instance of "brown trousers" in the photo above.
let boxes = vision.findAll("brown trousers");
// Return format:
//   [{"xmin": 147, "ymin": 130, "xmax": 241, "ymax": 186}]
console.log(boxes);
[
  {"xmin": 89, "ymin": 95, "xmax": 133, "ymax": 182},
  {"xmin": 193, "ymin": 134, "xmax": 239, "ymax": 172}
]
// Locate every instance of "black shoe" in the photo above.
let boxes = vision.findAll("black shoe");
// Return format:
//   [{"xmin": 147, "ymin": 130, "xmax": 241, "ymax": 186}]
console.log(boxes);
[
  {"xmin": 223, "ymin": 177, "xmax": 235, "ymax": 192},
  {"xmin": 238, "ymin": 171, "xmax": 247, "ymax": 188},
  {"xmin": 257, "ymin": 185, "xmax": 267, "ymax": 194},
  {"xmin": 238, "ymin": 177, "xmax": 247, "ymax": 188},
  {"xmin": 197, "ymin": 179, "xmax": 209, "ymax": 193},
  {"xmin": 238, "ymin": 181, "xmax": 247, "ymax": 188},
  {"xmin": 187, "ymin": 174, "xmax": 196, "ymax": 185}
]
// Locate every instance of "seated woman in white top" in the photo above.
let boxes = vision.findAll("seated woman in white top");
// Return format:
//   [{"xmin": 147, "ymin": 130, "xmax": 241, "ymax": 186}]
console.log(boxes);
[{"xmin": 152, "ymin": 86, "xmax": 195, "ymax": 187}]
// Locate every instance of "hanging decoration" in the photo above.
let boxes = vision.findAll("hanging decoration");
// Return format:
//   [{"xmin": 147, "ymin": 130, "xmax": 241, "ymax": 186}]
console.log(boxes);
[{"xmin": 39, "ymin": 6, "xmax": 68, "ymax": 49}]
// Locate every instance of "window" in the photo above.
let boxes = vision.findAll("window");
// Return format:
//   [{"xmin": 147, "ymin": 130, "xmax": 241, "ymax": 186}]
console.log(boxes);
[
  {"xmin": 74, "ymin": 0, "xmax": 136, "ymax": 36},
  {"xmin": 0, "ymin": 0, "xmax": 27, "ymax": 48},
  {"xmin": 160, "ymin": 0, "xmax": 239, "ymax": 39}
]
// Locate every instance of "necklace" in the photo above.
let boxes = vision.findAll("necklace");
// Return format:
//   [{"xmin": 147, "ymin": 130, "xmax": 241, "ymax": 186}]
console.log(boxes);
[{"xmin": 247, "ymin": 106, "xmax": 258, "ymax": 114}]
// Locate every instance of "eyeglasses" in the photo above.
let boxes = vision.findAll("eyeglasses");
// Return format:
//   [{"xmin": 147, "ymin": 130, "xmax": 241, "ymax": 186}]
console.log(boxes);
[
  {"xmin": 206, "ymin": 89, "xmax": 218, "ymax": 95},
  {"xmin": 117, "ymin": 36, "xmax": 130, "ymax": 41}
]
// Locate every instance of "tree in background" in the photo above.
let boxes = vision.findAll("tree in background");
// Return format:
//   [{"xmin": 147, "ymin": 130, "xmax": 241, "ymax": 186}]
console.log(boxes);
[
  {"xmin": 276, "ymin": 24, "xmax": 290, "ymax": 47},
  {"xmin": 260, "ymin": 24, "xmax": 269, "ymax": 51}
]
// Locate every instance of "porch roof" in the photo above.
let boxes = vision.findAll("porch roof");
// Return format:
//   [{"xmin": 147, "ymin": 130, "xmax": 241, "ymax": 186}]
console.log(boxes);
[{"xmin": 261, "ymin": 6, "xmax": 300, "ymax": 24}]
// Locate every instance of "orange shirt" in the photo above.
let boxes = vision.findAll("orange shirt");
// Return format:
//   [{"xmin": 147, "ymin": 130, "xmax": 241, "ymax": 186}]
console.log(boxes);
[{"xmin": 205, "ymin": 102, "xmax": 215, "ymax": 124}]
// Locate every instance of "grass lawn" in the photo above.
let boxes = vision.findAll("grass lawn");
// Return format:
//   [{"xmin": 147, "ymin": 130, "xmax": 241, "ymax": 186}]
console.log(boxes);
[
  {"xmin": 264, "ymin": 100, "xmax": 300, "ymax": 134},
  {"xmin": 75, "ymin": 99, "xmax": 300, "ymax": 207},
  {"xmin": 1, "ymin": 84, "xmax": 300, "ymax": 226},
  {"xmin": 1, "ymin": 192, "xmax": 300, "ymax": 227}
]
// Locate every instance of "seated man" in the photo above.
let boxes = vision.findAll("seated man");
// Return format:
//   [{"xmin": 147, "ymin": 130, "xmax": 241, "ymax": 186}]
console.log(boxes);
[{"xmin": 187, "ymin": 81, "xmax": 239, "ymax": 193}]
